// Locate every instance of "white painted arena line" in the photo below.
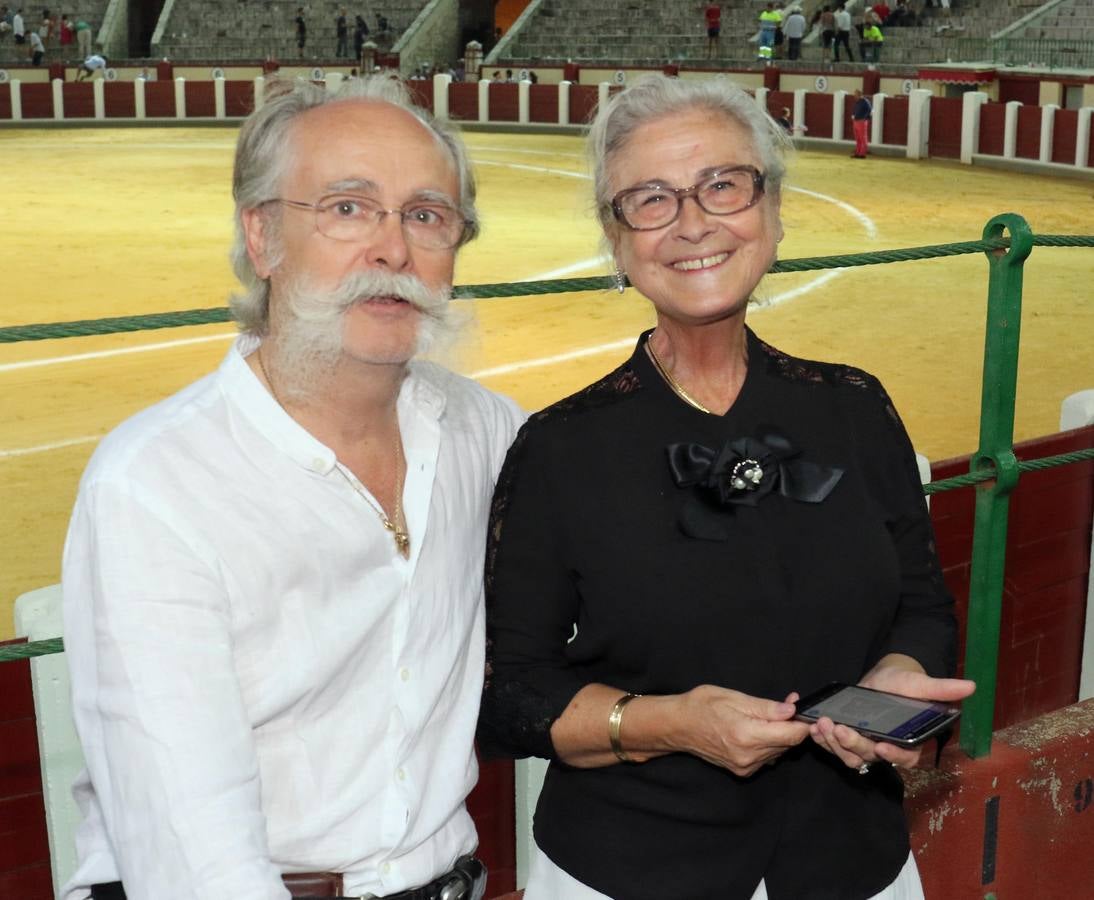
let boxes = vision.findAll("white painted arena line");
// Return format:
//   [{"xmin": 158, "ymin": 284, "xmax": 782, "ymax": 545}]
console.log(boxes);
[
  {"xmin": 474, "ymin": 146, "xmax": 585, "ymax": 160},
  {"xmin": 469, "ymin": 337, "xmax": 636, "ymax": 380},
  {"xmin": 0, "ymin": 435, "xmax": 102, "ymax": 458},
  {"xmin": 0, "ymin": 332, "xmax": 237, "ymax": 373},
  {"xmin": 474, "ymin": 159, "xmax": 589, "ymax": 179}
]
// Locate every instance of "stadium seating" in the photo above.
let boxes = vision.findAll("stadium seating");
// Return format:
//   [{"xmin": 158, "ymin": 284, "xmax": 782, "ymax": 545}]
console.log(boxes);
[
  {"xmin": 0, "ymin": 1, "xmax": 109, "ymax": 65},
  {"xmin": 155, "ymin": 0, "xmax": 430, "ymax": 62}
]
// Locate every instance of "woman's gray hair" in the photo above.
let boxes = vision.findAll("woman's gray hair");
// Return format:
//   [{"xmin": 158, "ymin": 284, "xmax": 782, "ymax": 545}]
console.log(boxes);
[
  {"xmin": 587, "ymin": 75, "xmax": 792, "ymax": 236},
  {"xmin": 229, "ymin": 75, "xmax": 479, "ymax": 334}
]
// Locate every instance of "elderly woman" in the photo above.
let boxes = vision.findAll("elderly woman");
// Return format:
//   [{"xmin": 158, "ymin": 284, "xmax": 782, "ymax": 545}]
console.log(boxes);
[{"xmin": 478, "ymin": 76, "xmax": 974, "ymax": 900}]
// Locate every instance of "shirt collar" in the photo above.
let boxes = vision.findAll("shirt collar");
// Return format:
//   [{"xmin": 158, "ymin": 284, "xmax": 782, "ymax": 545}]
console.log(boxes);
[{"xmin": 221, "ymin": 334, "xmax": 447, "ymax": 473}]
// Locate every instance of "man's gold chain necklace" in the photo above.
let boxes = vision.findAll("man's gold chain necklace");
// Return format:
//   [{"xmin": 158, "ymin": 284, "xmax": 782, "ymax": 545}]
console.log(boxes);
[{"xmin": 255, "ymin": 349, "xmax": 411, "ymax": 558}]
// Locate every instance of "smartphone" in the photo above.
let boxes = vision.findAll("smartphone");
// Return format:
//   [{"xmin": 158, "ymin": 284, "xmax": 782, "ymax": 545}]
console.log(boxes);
[{"xmin": 794, "ymin": 683, "xmax": 961, "ymax": 747}]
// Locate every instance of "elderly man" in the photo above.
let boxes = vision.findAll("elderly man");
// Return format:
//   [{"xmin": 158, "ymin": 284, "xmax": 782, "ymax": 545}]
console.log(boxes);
[{"xmin": 62, "ymin": 76, "xmax": 523, "ymax": 900}]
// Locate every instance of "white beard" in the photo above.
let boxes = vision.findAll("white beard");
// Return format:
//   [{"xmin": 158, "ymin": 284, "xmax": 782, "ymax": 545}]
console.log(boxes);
[{"xmin": 266, "ymin": 268, "xmax": 454, "ymax": 403}]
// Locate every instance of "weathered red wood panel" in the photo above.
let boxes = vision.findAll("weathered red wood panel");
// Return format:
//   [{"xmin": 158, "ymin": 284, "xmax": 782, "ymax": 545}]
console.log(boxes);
[
  {"xmin": 19, "ymin": 83, "xmax": 52, "ymax": 119},
  {"xmin": 448, "ymin": 82, "xmax": 478, "ymax": 120},
  {"xmin": 104, "ymin": 81, "xmax": 135, "ymax": 118},
  {"xmin": 979, "ymin": 102, "xmax": 1006, "ymax": 156},
  {"xmin": 0, "ymin": 639, "xmax": 51, "ymax": 899},
  {"xmin": 60, "ymin": 82, "xmax": 94, "ymax": 118},
  {"xmin": 224, "ymin": 80, "xmax": 254, "ymax": 117},
  {"xmin": 1051, "ymin": 108, "xmax": 1078, "ymax": 165},
  {"xmin": 467, "ymin": 757, "xmax": 516, "ymax": 894},
  {"xmin": 488, "ymin": 83, "xmax": 519, "ymax": 122},
  {"xmin": 406, "ymin": 79, "xmax": 432, "ymax": 113},
  {"xmin": 930, "ymin": 425, "xmax": 1094, "ymax": 728},
  {"xmin": 529, "ymin": 83, "xmax": 558, "ymax": 123},
  {"xmin": 805, "ymin": 92, "xmax": 833, "ymax": 139},
  {"xmin": 185, "ymin": 81, "xmax": 216, "ymax": 117},
  {"xmin": 882, "ymin": 96, "xmax": 908, "ymax": 146},
  {"xmin": 927, "ymin": 96, "xmax": 962, "ymax": 159},
  {"xmin": 569, "ymin": 85, "xmax": 599, "ymax": 124},
  {"xmin": 1015, "ymin": 105, "xmax": 1042, "ymax": 160},
  {"xmin": 144, "ymin": 80, "xmax": 176, "ymax": 117}
]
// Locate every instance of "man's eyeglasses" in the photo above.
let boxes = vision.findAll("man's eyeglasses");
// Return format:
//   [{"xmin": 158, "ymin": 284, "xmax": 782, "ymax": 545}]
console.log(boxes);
[
  {"xmin": 271, "ymin": 194, "xmax": 472, "ymax": 250},
  {"xmin": 610, "ymin": 166, "xmax": 766, "ymax": 231}
]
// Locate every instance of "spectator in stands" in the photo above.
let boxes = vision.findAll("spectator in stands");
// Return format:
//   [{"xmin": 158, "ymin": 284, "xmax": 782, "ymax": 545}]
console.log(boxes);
[
  {"xmin": 12, "ymin": 6, "xmax": 24, "ymax": 44},
  {"xmin": 504, "ymin": 67, "xmax": 514, "ymax": 82},
  {"xmin": 58, "ymin": 12, "xmax": 72, "ymax": 52},
  {"xmin": 39, "ymin": 7, "xmax": 51, "ymax": 43},
  {"xmin": 833, "ymin": 2, "xmax": 854, "ymax": 61},
  {"xmin": 353, "ymin": 13, "xmax": 368, "ymax": 62},
  {"xmin": 887, "ymin": 0, "xmax": 912, "ymax": 26},
  {"xmin": 335, "ymin": 6, "xmax": 348, "ymax": 57},
  {"xmin": 27, "ymin": 23, "xmax": 43, "ymax": 62},
  {"xmin": 0, "ymin": 6, "xmax": 12, "ymax": 38},
  {"xmin": 74, "ymin": 15, "xmax": 90, "ymax": 56},
  {"xmin": 819, "ymin": 5, "xmax": 836, "ymax": 59},
  {"xmin": 783, "ymin": 6, "xmax": 807, "ymax": 60},
  {"xmin": 758, "ymin": 2, "xmax": 780, "ymax": 52},
  {"xmin": 702, "ymin": 3, "xmax": 721, "ymax": 59},
  {"xmin": 294, "ymin": 6, "xmax": 306, "ymax": 58},
  {"xmin": 75, "ymin": 51, "xmax": 104, "ymax": 80},
  {"xmin": 60, "ymin": 74, "xmax": 521, "ymax": 900},
  {"xmin": 776, "ymin": 105, "xmax": 793, "ymax": 131},
  {"xmin": 862, "ymin": 20, "xmax": 884, "ymax": 62},
  {"xmin": 851, "ymin": 88, "xmax": 872, "ymax": 157},
  {"xmin": 479, "ymin": 72, "xmax": 972, "ymax": 900},
  {"xmin": 873, "ymin": 1, "xmax": 891, "ymax": 23},
  {"xmin": 858, "ymin": 7, "xmax": 882, "ymax": 59}
]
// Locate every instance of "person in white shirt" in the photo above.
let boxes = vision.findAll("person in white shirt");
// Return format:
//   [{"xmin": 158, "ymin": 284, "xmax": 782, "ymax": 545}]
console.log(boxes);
[
  {"xmin": 11, "ymin": 6, "xmax": 24, "ymax": 43},
  {"xmin": 783, "ymin": 7, "xmax": 807, "ymax": 60},
  {"xmin": 75, "ymin": 52, "xmax": 106, "ymax": 80},
  {"xmin": 27, "ymin": 25, "xmax": 43, "ymax": 64},
  {"xmin": 833, "ymin": 2, "xmax": 854, "ymax": 62},
  {"xmin": 62, "ymin": 75, "xmax": 524, "ymax": 900}
]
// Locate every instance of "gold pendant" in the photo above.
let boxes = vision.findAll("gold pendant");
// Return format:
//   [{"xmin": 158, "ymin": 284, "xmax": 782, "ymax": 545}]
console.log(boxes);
[{"xmin": 394, "ymin": 530, "xmax": 410, "ymax": 558}]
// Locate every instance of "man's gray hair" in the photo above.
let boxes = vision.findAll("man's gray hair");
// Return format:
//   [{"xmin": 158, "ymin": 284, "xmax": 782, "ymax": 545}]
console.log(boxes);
[
  {"xmin": 229, "ymin": 75, "xmax": 479, "ymax": 334},
  {"xmin": 587, "ymin": 75, "xmax": 792, "ymax": 236}
]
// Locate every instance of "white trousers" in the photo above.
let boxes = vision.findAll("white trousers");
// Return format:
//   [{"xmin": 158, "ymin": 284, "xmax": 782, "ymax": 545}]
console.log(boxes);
[{"xmin": 523, "ymin": 843, "xmax": 924, "ymax": 900}]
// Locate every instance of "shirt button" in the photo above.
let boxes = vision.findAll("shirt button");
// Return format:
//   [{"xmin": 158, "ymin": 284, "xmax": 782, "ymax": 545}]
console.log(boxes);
[
  {"xmin": 381, "ymin": 862, "xmax": 391, "ymax": 875},
  {"xmin": 311, "ymin": 457, "xmax": 325, "ymax": 472},
  {"xmin": 396, "ymin": 767, "xmax": 406, "ymax": 781},
  {"xmin": 399, "ymin": 667, "xmax": 410, "ymax": 682}
]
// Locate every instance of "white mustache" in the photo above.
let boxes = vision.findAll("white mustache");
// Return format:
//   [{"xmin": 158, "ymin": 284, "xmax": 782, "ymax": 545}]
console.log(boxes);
[{"xmin": 318, "ymin": 270, "xmax": 451, "ymax": 320}]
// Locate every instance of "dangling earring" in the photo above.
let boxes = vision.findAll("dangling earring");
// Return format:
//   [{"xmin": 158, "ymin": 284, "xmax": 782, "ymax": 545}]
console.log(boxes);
[{"xmin": 614, "ymin": 267, "xmax": 627, "ymax": 294}]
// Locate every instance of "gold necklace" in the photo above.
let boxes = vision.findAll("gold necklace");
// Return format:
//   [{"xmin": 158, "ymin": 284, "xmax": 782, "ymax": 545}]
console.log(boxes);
[
  {"xmin": 645, "ymin": 339, "xmax": 713, "ymax": 415},
  {"xmin": 256, "ymin": 349, "xmax": 411, "ymax": 558}
]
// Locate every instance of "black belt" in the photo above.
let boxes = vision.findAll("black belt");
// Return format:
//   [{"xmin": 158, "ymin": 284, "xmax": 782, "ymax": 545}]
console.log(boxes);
[
  {"xmin": 362, "ymin": 855, "xmax": 487, "ymax": 900},
  {"xmin": 90, "ymin": 854, "xmax": 487, "ymax": 900}
]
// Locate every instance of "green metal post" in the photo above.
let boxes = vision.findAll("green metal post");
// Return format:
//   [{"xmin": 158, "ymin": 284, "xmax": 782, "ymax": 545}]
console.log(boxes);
[{"xmin": 959, "ymin": 213, "xmax": 1033, "ymax": 758}]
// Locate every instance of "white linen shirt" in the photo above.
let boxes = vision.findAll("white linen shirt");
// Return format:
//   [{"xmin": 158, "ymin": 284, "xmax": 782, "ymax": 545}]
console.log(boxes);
[{"xmin": 61, "ymin": 336, "xmax": 525, "ymax": 900}]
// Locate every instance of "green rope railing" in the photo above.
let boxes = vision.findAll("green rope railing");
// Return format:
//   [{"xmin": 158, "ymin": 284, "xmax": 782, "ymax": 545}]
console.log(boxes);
[
  {"xmin": 4, "ymin": 446, "xmax": 1091, "ymax": 665},
  {"xmin": 3, "ymin": 234, "xmax": 1093, "ymax": 344}
]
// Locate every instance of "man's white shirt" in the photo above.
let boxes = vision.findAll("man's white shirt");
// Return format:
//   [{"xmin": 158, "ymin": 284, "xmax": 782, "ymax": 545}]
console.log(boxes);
[{"xmin": 62, "ymin": 335, "xmax": 525, "ymax": 899}]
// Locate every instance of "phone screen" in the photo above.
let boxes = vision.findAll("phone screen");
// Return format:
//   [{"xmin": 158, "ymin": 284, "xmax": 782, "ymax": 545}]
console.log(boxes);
[{"xmin": 798, "ymin": 685, "xmax": 955, "ymax": 742}]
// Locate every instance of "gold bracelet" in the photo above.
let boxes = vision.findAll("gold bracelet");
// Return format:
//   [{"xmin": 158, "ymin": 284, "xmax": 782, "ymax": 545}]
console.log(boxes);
[{"xmin": 608, "ymin": 692, "xmax": 642, "ymax": 763}]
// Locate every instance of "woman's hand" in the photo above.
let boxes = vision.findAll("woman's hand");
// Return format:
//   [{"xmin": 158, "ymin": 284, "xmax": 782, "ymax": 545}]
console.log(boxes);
[
  {"xmin": 669, "ymin": 684, "xmax": 811, "ymax": 777},
  {"xmin": 808, "ymin": 654, "xmax": 976, "ymax": 773}
]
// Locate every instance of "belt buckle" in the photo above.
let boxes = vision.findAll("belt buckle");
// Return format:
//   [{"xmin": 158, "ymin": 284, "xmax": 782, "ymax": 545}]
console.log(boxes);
[
  {"xmin": 437, "ymin": 873, "xmax": 470, "ymax": 900},
  {"xmin": 438, "ymin": 856, "xmax": 486, "ymax": 900}
]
